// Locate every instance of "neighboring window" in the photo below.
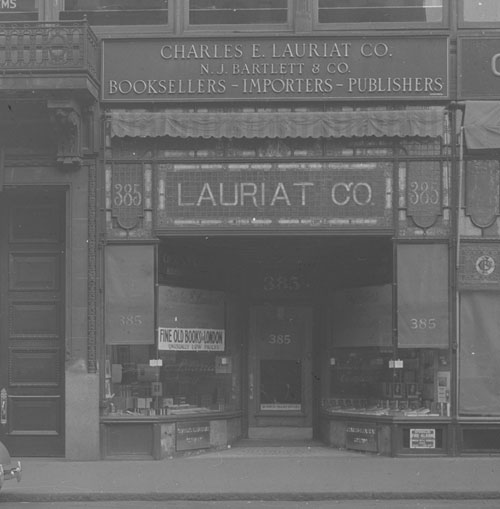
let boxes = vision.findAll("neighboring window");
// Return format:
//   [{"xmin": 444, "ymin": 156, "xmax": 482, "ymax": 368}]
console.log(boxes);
[
  {"xmin": 317, "ymin": 0, "xmax": 443, "ymax": 25},
  {"xmin": 0, "ymin": 0, "xmax": 38, "ymax": 21},
  {"xmin": 60, "ymin": 0, "xmax": 168, "ymax": 25},
  {"xmin": 188, "ymin": 0, "xmax": 288, "ymax": 25},
  {"xmin": 462, "ymin": 0, "xmax": 500, "ymax": 23}
]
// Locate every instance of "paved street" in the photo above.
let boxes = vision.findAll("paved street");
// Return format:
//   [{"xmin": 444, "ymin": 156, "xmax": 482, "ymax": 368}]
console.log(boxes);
[{"xmin": 1, "ymin": 501, "xmax": 500, "ymax": 509}]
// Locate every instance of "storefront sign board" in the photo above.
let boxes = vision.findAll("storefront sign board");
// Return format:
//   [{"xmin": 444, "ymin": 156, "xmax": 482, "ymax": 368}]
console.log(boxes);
[
  {"xmin": 459, "ymin": 37, "xmax": 500, "ymax": 99},
  {"xmin": 410, "ymin": 428, "xmax": 436, "ymax": 449},
  {"xmin": 346, "ymin": 423, "xmax": 378, "ymax": 452},
  {"xmin": 176, "ymin": 421, "xmax": 211, "ymax": 451},
  {"xmin": 0, "ymin": 0, "xmax": 35, "ymax": 11},
  {"xmin": 156, "ymin": 162, "xmax": 393, "ymax": 231},
  {"xmin": 102, "ymin": 36, "xmax": 448, "ymax": 102}
]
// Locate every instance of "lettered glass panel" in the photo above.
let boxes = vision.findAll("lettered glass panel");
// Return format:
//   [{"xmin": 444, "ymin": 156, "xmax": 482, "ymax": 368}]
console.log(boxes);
[
  {"xmin": 188, "ymin": 0, "xmax": 289, "ymax": 25},
  {"xmin": 9, "ymin": 254, "xmax": 60, "ymax": 291},
  {"xmin": 9, "ymin": 396, "xmax": 60, "ymax": 433},
  {"xmin": 397, "ymin": 244, "xmax": 449, "ymax": 348},
  {"xmin": 10, "ymin": 302, "xmax": 60, "ymax": 338},
  {"xmin": 317, "ymin": 0, "xmax": 444, "ymax": 25},
  {"xmin": 9, "ymin": 349, "xmax": 60, "ymax": 386},
  {"xmin": 61, "ymin": 0, "xmax": 169, "ymax": 25},
  {"xmin": 0, "ymin": 0, "xmax": 38, "ymax": 21}
]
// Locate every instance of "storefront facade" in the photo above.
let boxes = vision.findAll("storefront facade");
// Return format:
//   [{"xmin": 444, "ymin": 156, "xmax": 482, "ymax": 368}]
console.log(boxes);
[{"xmin": 1, "ymin": 0, "xmax": 500, "ymax": 460}]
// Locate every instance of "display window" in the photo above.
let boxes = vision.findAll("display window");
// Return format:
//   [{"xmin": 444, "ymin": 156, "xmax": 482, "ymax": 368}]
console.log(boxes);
[
  {"xmin": 460, "ymin": 292, "xmax": 500, "ymax": 416},
  {"xmin": 322, "ymin": 348, "xmax": 451, "ymax": 417},
  {"xmin": 103, "ymin": 345, "xmax": 238, "ymax": 416},
  {"xmin": 102, "ymin": 244, "xmax": 241, "ymax": 418}
]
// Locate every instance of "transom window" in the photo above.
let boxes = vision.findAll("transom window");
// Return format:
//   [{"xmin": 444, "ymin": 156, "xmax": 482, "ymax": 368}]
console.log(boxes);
[
  {"xmin": 462, "ymin": 0, "xmax": 500, "ymax": 23},
  {"xmin": 188, "ymin": 0, "xmax": 288, "ymax": 25},
  {"xmin": 60, "ymin": 0, "xmax": 169, "ymax": 26},
  {"xmin": 317, "ymin": 0, "xmax": 443, "ymax": 24},
  {"xmin": 0, "ymin": 0, "xmax": 38, "ymax": 21}
]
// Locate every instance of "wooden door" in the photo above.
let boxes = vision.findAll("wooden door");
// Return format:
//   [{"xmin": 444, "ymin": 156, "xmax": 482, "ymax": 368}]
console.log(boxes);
[
  {"xmin": 0, "ymin": 190, "xmax": 65, "ymax": 456},
  {"xmin": 248, "ymin": 305, "xmax": 313, "ymax": 440}
]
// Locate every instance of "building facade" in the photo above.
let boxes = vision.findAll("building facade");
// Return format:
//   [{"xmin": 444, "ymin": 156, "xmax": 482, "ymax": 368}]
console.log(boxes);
[{"xmin": 1, "ymin": 0, "xmax": 500, "ymax": 460}]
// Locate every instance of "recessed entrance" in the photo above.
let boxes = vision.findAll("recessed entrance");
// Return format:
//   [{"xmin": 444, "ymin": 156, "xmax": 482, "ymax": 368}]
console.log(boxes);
[{"xmin": 159, "ymin": 235, "xmax": 392, "ymax": 442}]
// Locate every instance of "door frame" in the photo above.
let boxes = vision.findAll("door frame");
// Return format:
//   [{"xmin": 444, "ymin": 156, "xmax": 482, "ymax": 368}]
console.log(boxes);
[{"xmin": 247, "ymin": 303, "xmax": 313, "ymax": 439}]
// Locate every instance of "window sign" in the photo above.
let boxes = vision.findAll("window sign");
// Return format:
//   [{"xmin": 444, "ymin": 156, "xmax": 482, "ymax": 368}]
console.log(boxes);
[
  {"xmin": 397, "ymin": 244, "xmax": 449, "ymax": 348},
  {"xmin": 155, "ymin": 163, "xmax": 393, "ymax": 232},
  {"xmin": 410, "ymin": 428, "xmax": 436, "ymax": 449},
  {"xmin": 157, "ymin": 286, "xmax": 225, "ymax": 352},
  {"xmin": 105, "ymin": 245, "xmax": 155, "ymax": 345}
]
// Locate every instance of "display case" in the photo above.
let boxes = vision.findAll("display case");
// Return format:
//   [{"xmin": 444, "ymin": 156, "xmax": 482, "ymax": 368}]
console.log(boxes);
[
  {"xmin": 322, "ymin": 348, "xmax": 451, "ymax": 418},
  {"xmin": 102, "ymin": 345, "xmax": 238, "ymax": 417}
]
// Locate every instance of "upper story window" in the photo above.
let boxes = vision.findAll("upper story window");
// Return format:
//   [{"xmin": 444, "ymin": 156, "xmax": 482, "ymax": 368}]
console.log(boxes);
[
  {"xmin": 317, "ymin": 0, "xmax": 444, "ymax": 26},
  {"xmin": 0, "ymin": 0, "xmax": 38, "ymax": 21},
  {"xmin": 461, "ymin": 0, "xmax": 500, "ymax": 24},
  {"xmin": 60, "ymin": 0, "xmax": 169, "ymax": 26},
  {"xmin": 188, "ymin": 0, "xmax": 289, "ymax": 27}
]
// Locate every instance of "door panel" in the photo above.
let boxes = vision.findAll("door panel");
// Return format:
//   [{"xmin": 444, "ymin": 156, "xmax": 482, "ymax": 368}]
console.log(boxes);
[
  {"xmin": 0, "ymin": 191, "xmax": 65, "ymax": 456},
  {"xmin": 248, "ymin": 305, "xmax": 313, "ymax": 439}
]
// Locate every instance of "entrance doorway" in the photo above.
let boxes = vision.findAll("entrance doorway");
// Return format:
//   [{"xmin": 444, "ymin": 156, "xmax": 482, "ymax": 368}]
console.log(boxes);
[
  {"xmin": 248, "ymin": 304, "xmax": 313, "ymax": 440},
  {"xmin": 0, "ymin": 190, "xmax": 65, "ymax": 456}
]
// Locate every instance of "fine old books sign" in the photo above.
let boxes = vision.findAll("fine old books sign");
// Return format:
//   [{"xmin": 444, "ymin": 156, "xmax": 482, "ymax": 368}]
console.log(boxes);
[{"xmin": 102, "ymin": 36, "xmax": 448, "ymax": 102}]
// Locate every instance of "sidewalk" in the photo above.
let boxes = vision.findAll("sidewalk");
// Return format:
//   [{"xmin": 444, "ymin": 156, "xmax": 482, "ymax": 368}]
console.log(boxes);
[{"xmin": 2, "ymin": 443, "xmax": 500, "ymax": 502}]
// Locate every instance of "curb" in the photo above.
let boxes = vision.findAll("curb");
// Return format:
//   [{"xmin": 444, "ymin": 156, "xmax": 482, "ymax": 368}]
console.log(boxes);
[{"xmin": 2, "ymin": 491, "xmax": 500, "ymax": 503}]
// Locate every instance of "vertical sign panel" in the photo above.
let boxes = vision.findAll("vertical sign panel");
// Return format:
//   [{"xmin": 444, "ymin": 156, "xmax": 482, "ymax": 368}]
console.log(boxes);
[
  {"xmin": 105, "ymin": 245, "xmax": 154, "ymax": 345},
  {"xmin": 397, "ymin": 244, "xmax": 449, "ymax": 348}
]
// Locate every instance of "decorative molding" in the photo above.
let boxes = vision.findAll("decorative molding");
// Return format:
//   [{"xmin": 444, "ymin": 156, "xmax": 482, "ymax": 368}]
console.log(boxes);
[
  {"xmin": 406, "ymin": 161, "xmax": 442, "ymax": 229},
  {"xmin": 87, "ymin": 161, "xmax": 97, "ymax": 373},
  {"xmin": 48, "ymin": 99, "xmax": 83, "ymax": 170},
  {"xmin": 465, "ymin": 160, "xmax": 500, "ymax": 229},
  {"xmin": 459, "ymin": 243, "xmax": 500, "ymax": 290}
]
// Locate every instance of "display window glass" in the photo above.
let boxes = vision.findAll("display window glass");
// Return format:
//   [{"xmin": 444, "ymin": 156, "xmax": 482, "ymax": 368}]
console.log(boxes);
[
  {"xmin": 459, "ymin": 292, "xmax": 500, "ymax": 416},
  {"xmin": 103, "ymin": 344, "xmax": 238, "ymax": 416},
  {"xmin": 60, "ymin": 0, "xmax": 169, "ymax": 25},
  {"xmin": 322, "ymin": 348, "xmax": 451, "ymax": 417},
  {"xmin": 102, "ymin": 271, "xmax": 240, "ymax": 417},
  {"xmin": 316, "ymin": 0, "xmax": 444, "ymax": 26},
  {"xmin": 188, "ymin": 0, "xmax": 289, "ymax": 26}
]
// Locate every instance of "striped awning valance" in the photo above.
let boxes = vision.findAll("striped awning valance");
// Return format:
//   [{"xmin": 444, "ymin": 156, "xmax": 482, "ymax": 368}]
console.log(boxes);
[{"xmin": 109, "ymin": 108, "xmax": 445, "ymax": 140}]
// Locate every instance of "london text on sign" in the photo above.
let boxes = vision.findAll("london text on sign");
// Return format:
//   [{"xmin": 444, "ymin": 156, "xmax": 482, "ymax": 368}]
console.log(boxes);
[
  {"xmin": 155, "ymin": 162, "xmax": 393, "ymax": 231},
  {"xmin": 102, "ymin": 37, "xmax": 449, "ymax": 102}
]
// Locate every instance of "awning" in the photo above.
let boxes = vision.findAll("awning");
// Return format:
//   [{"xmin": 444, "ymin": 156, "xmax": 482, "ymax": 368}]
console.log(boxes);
[
  {"xmin": 463, "ymin": 101, "xmax": 500, "ymax": 150},
  {"xmin": 109, "ymin": 108, "xmax": 445, "ymax": 139}
]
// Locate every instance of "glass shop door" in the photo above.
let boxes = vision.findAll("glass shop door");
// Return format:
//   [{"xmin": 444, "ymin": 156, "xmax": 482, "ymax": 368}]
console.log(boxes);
[{"xmin": 248, "ymin": 305, "xmax": 313, "ymax": 440}]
